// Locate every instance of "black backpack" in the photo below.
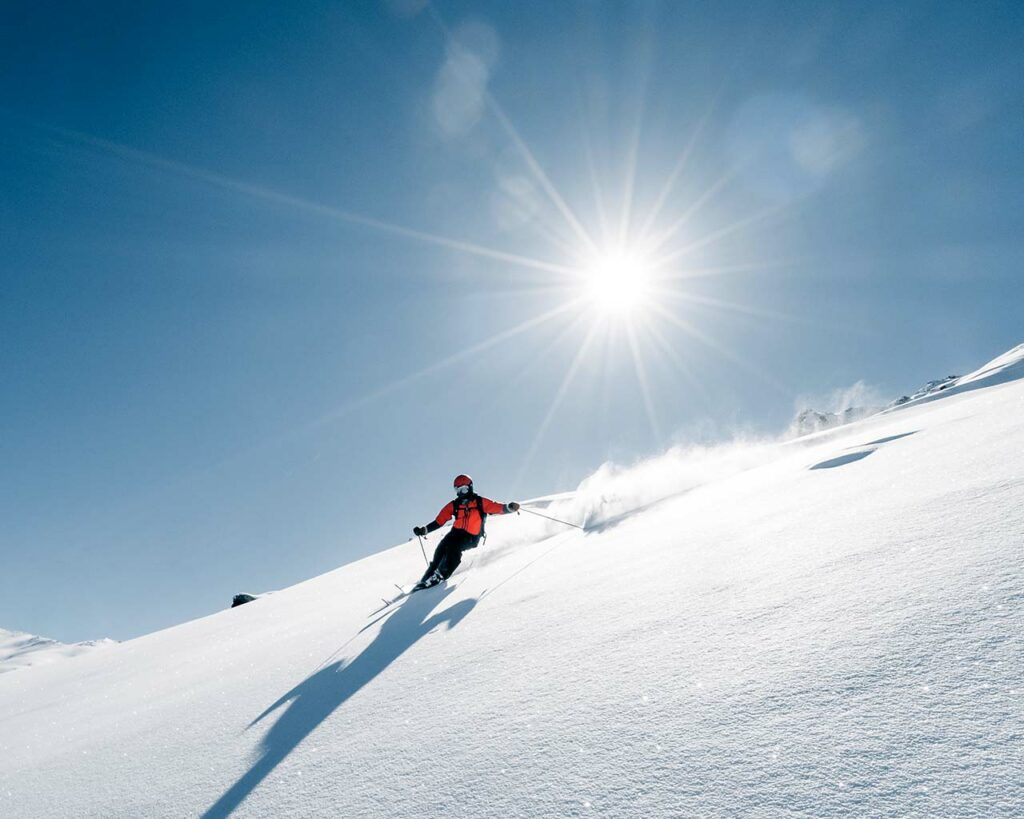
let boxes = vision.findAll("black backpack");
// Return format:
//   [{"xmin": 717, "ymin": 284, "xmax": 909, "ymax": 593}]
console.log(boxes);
[{"xmin": 455, "ymin": 493, "xmax": 488, "ymax": 545}]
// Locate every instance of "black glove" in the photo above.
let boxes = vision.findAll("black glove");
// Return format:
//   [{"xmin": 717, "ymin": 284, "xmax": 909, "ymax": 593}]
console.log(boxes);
[
  {"xmin": 413, "ymin": 526, "xmax": 427, "ymax": 537},
  {"xmin": 506, "ymin": 501, "xmax": 520, "ymax": 512}
]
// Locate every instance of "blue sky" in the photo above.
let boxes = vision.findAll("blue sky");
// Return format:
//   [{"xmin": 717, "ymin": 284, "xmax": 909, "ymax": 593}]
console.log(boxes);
[{"xmin": 2, "ymin": 1, "xmax": 1022, "ymax": 642}]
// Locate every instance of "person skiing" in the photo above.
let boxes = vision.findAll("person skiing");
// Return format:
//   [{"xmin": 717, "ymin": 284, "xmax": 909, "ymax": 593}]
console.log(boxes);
[{"xmin": 412, "ymin": 474, "xmax": 520, "ymax": 589}]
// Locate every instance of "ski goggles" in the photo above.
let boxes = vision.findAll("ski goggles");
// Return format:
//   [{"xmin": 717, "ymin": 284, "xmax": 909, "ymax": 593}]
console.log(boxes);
[{"xmin": 455, "ymin": 484, "xmax": 472, "ymax": 496}]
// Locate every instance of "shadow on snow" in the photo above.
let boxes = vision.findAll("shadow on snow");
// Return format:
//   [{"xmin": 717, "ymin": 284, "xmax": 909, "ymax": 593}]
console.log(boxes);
[
  {"xmin": 202, "ymin": 587, "xmax": 477, "ymax": 818},
  {"xmin": 852, "ymin": 431, "xmax": 918, "ymax": 448},
  {"xmin": 814, "ymin": 429, "xmax": 920, "ymax": 470},
  {"xmin": 810, "ymin": 449, "xmax": 876, "ymax": 470}
]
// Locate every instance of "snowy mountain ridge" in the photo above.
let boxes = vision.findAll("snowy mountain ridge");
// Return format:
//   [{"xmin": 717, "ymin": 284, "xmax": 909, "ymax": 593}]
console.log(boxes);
[
  {"xmin": 0, "ymin": 628, "xmax": 115, "ymax": 675},
  {"xmin": 1, "ymin": 342, "xmax": 1022, "ymax": 818},
  {"xmin": 787, "ymin": 405, "xmax": 881, "ymax": 437},
  {"xmin": 788, "ymin": 342, "xmax": 1024, "ymax": 437}
]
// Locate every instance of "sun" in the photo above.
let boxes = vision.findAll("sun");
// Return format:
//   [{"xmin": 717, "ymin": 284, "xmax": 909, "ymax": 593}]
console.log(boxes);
[{"xmin": 583, "ymin": 249, "xmax": 654, "ymax": 317}]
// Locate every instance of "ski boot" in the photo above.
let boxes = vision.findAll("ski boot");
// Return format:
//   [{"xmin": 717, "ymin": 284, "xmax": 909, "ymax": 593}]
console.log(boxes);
[{"xmin": 413, "ymin": 569, "xmax": 444, "ymax": 591}]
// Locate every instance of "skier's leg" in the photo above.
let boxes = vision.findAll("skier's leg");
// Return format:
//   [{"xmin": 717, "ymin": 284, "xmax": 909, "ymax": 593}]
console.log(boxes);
[
  {"xmin": 420, "ymin": 542, "xmax": 446, "ymax": 584},
  {"xmin": 438, "ymin": 530, "xmax": 477, "ymax": 579},
  {"xmin": 440, "ymin": 547, "xmax": 463, "ymax": 580},
  {"xmin": 433, "ymin": 530, "xmax": 462, "ymax": 579}
]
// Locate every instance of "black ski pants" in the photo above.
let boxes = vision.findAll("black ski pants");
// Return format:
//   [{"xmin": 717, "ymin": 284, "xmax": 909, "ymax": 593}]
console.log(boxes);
[{"xmin": 421, "ymin": 528, "xmax": 480, "ymax": 582}]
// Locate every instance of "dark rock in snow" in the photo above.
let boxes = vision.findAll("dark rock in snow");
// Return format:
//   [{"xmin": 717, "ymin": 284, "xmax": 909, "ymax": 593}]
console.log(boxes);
[{"xmin": 887, "ymin": 375, "xmax": 959, "ymax": 409}]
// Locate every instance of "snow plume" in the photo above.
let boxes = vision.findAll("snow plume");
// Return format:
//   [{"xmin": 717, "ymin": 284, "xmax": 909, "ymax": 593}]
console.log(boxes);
[
  {"xmin": 567, "ymin": 437, "xmax": 785, "ymax": 530},
  {"xmin": 480, "ymin": 437, "xmax": 786, "ymax": 561},
  {"xmin": 801, "ymin": 379, "xmax": 887, "ymax": 417},
  {"xmin": 787, "ymin": 380, "xmax": 887, "ymax": 437}
]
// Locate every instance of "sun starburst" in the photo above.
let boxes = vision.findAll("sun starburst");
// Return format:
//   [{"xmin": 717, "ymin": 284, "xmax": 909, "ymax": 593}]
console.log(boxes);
[{"xmin": 581, "ymin": 248, "xmax": 654, "ymax": 318}]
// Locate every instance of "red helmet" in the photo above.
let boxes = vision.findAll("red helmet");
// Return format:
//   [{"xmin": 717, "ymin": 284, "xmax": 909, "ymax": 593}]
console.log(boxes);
[{"xmin": 453, "ymin": 474, "xmax": 473, "ymax": 489}]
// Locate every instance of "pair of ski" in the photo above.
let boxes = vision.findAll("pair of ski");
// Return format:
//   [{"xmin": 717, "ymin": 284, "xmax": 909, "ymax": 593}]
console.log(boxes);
[{"xmin": 369, "ymin": 581, "xmax": 435, "ymax": 616}]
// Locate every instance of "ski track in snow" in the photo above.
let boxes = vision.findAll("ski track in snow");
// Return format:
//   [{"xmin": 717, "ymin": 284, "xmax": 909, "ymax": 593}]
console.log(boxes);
[{"xmin": 1, "ymin": 348, "xmax": 1022, "ymax": 818}]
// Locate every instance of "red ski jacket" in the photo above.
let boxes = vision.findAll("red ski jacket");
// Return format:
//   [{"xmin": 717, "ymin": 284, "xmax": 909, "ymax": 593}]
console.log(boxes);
[{"xmin": 428, "ymin": 495, "xmax": 511, "ymax": 537}]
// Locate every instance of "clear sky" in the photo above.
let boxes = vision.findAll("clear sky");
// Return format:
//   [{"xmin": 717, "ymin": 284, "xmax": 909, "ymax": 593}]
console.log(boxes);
[{"xmin": 2, "ymin": 1, "xmax": 1022, "ymax": 642}]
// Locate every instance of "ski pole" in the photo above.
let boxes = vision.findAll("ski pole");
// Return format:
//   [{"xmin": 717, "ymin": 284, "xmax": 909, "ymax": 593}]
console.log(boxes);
[
  {"xmin": 520, "ymin": 507, "xmax": 585, "ymax": 530},
  {"xmin": 416, "ymin": 534, "xmax": 429, "ymax": 564}
]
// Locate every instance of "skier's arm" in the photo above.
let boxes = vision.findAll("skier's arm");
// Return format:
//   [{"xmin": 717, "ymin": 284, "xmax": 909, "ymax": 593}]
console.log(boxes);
[
  {"xmin": 428, "ymin": 502, "xmax": 454, "ymax": 532},
  {"xmin": 481, "ymin": 497, "xmax": 520, "ymax": 515},
  {"xmin": 414, "ymin": 502, "xmax": 454, "ymax": 537}
]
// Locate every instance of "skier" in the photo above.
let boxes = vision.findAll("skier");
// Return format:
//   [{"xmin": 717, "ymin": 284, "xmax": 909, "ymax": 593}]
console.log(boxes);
[{"xmin": 412, "ymin": 474, "xmax": 520, "ymax": 589}]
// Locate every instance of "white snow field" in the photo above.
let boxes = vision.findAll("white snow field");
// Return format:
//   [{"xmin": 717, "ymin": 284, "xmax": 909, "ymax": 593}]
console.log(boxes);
[{"xmin": 1, "ymin": 346, "xmax": 1022, "ymax": 818}]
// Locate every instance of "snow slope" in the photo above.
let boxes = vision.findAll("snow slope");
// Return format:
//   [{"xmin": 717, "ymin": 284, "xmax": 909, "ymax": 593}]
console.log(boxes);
[
  {"xmin": 1, "ymin": 346, "xmax": 1022, "ymax": 818},
  {"xmin": 0, "ymin": 628, "xmax": 114, "ymax": 675},
  {"xmin": 891, "ymin": 342, "xmax": 1024, "ymax": 408}
]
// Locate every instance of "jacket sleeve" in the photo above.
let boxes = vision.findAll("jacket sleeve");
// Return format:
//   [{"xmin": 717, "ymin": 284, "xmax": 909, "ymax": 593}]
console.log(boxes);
[
  {"xmin": 427, "ymin": 502, "xmax": 454, "ymax": 532},
  {"xmin": 480, "ymin": 497, "xmax": 513, "ymax": 515}
]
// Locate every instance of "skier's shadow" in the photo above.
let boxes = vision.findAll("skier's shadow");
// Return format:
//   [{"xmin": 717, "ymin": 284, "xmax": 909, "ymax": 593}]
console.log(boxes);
[{"xmin": 202, "ymin": 588, "xmax": 476, "ymax": 819}]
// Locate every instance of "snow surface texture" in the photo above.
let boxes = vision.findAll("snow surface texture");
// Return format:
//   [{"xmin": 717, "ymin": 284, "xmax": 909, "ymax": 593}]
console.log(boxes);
[
  {"xmin": 0, "ymin": 628, "xmax": 114, "ymax": 675},
  {"xmin": 1, "ymin": 346, "xmax": 1023, "ymax": 818}
]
